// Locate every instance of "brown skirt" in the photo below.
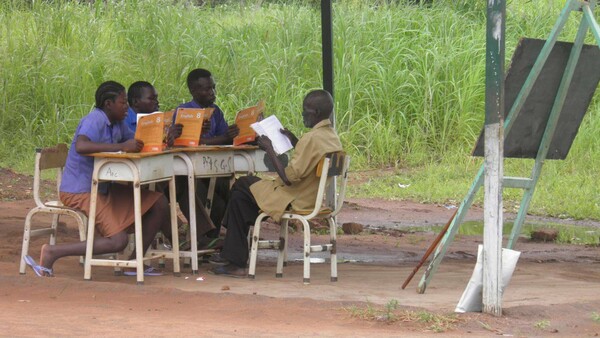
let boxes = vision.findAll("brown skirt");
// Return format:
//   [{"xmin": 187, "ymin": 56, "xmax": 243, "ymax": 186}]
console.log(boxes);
[{"xmin": 60, "ymin": 184, "xmax": 163, "ymax": 238}]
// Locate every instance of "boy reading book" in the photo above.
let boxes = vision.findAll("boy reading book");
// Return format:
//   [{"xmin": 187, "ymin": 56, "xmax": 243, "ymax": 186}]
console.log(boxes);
[
  {"xmin": 209, "ymin": 90, "xmax": 343, "ymax": 278},
  {"xmin": 124, "ymin": 84, "xmax": 214, "ymax": 246},
  {"xmin": 250, "ymin": 115, "xmax": 293, "ymax": 154},
  {"xmin": 125, "ymin": 81, "xmax": 159, "ymax": 132},
  {"xmin": 176, "ymin": 68, "xmax": 239, "ymax": 145},
  {"xmin": 171, "ymin": 68, "xmax": 239, "ymax": 242}
]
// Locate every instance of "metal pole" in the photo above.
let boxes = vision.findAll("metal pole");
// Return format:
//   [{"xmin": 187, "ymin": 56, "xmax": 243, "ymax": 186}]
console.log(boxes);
[
  {"xmin": 321, "ymin": 0, "xmax": 336, "ymax": 209},
  {"xmin": 321, "ymin": 0, "xmax": 334, "ymax": 100},
  {"xmin": 483, "ymin": 0, "xmax": 505, "ymax": 317}
]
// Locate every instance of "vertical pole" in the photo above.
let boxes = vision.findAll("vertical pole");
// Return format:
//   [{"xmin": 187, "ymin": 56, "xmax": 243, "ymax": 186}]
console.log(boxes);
[
  {"xmin": 321, "ymin": 0, "xmax": 336, "ymax": 208},
  {"xmin": 321, "ymin": 0, "xmax": 334, "ymax": 100},
  {"xmin": 483, "ymin": 0, "xmax": 505, "ymax": 316}
]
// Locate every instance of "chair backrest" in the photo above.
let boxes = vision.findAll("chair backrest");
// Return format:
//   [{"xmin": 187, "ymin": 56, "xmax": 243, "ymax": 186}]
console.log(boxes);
[
  {"xmin": 308, "ymin": 151, "xmax": 350, "ymax": 219},
  {"xmin": 33, "ymin": 144, "xmax": 68, "ymax": 207}
]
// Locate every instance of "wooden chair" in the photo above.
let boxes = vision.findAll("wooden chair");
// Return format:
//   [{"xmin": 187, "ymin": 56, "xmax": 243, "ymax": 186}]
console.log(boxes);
[
  {"xmin": 19, "ymin": 144, "xmax": 88, "ymax": 274},
  {"xmin": 248, "ymin": 151, "xmax": 350, "ymax": 284}
]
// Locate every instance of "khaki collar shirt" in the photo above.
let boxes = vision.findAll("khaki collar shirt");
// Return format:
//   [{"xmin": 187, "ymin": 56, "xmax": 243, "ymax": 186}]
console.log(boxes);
[{"xmin": 250, "ymin": 119, "xmax": 343, "ymax": 221}]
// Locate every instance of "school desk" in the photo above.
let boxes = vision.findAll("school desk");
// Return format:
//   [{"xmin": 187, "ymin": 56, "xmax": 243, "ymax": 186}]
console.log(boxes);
[
  {"xmin": 84, "ymin": 146, "xmax": 276, "ymax": 281},
  {"xmin": 83, "ymin": 151, "xmax": 180, "ymax": 285},
  {"xmin": 170, "ymin": 145, "xmax": 269, "ymax": 273}
]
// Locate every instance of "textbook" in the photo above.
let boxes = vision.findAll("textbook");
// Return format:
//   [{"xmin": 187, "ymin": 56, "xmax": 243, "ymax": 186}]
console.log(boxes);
[
  {"xmin": 250, "ymin": 115, "xmax": 293, "ymax": 155},
  {"xmin": 163, "ymin": 110, "xmax": 175, "ymax": 136},
  {"xmin": 173, "ymin": 107, "xmax": 214, "ymax": 147},
  {"xmin": 134, "ymin": 111, "xmax": 165, "ymax": 153},
  {"xmin": 232, "ymin": 101, "xmax": 265, "ymax": 146}
]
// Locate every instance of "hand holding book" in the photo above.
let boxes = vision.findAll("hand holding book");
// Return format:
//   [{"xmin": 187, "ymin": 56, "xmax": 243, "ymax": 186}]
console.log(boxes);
[
  {"xmin": 166, "ymin": 123, "xmax": 183, "ymax": 147},
  {"xmin": 256, "ymin": 135, "xmax": 292, "ymax": 186},
  {"xmin": 279, "ymin": 128, "xmax": 298, "ymax": 147},
  {"xmin": 250, "ymin": 115, "xmax": 293, "ymax": 155},
  {"xmin": 134, "ymin": 111, "xmax": 165, "ymax": 152},
  {"xmin": 123, "ymin": 139, "xmax": 144, "ymax": 153}
]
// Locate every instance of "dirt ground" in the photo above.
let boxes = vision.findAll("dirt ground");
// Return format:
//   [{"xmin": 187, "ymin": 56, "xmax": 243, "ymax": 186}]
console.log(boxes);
[{"xmin": 1, "ymin": 168, "xmax": 600, "ymax": 337}]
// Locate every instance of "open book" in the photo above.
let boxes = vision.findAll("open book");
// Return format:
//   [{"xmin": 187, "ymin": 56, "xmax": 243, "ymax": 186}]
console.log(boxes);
[
  {"xmin": 134, "ymin": 111, "xmax": 165, "ymax": 152},
  {"xmin": 250, "ymin": 115, "xmax": 293, "ymax": 155},
  {"xmin": 233, "ymin": 101, "xmax": 265, "ymax": 146},
  {"xmin": 163, "ymin": 110, "xmax": 175, "ymax": 138},
  {"xmin": 173, "ymin": 107, "xmax": 214, "ymax": 147}
]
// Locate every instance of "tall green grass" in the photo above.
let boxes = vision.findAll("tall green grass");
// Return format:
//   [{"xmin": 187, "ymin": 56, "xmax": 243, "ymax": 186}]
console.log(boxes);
[{"xmin": 0, "ymin": 0, "xmax": 598, "ymax": 219}]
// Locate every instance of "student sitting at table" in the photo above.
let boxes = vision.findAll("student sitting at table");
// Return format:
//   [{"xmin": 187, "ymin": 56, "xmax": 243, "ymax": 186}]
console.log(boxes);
[
  {"xmin": 208, "ymin": 89, "xmax": 343, "ymax": 278},
  {"xmin": 173, "ymin": 68, "xmax": 239, "ymax": 243},
  {"xmin": 125, "ymin": 80, "xmax": 216, "ymax": 249},
  {"xmin": 124, "ymin": 80, "xmax": 159, "ymax": 131},
  {"xmin": 176, "ymin": 68, "xmax": 239, "ymax": 145},
  {"xmin": 23, "ymin": 81, "xmax": 172, "ymax": 277}
]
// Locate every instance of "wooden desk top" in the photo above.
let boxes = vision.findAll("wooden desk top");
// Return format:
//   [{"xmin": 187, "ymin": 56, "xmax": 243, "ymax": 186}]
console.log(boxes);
[{"xmin": 89, "ymin": 145, "xmax": 259, "ymax": 158}]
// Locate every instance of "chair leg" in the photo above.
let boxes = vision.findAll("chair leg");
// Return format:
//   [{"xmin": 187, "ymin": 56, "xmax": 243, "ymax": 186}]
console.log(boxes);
[
  {"xmin": 49, "ymin": 214, "xmax": 60, "ymax": 245},
  {"xmin": 77, "ymin": 215, "xmax": 87, "ymax": 266},
  {"xmin": 301, "ymin": 218, "xmax": 311, "ymax": 284},
  {"xmin": 19, "ymin": 211, "xmax": 36, "ymax": 274},
  {"xmin": 328, "ymin": 217, "xmax": 338, "ymax": 282},
  {"xmin": 248, "ymin": 214, "xmax": 266, "ymax": 279},
  {"xmin": 283, "ymin": 219, "xmax": 289, "ymax": 267},
  {"xmin": 276, "ymin": 219, "xmax": 288, "ymax": 277},
  {"xmin": 84, "ymin": 218, "xmax": 96, "ymax": 281}
]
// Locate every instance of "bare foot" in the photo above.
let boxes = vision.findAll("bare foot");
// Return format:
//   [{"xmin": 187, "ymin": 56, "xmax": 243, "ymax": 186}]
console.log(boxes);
[{"xmin": 39, "ymin": 244, "xmax": 56, "ymax": 270}]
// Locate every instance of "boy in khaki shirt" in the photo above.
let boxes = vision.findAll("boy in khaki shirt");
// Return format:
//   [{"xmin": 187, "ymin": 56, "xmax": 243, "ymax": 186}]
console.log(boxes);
[{"xmin": 209, "ymin": 89, "xmax": 343, "ymax": 277}]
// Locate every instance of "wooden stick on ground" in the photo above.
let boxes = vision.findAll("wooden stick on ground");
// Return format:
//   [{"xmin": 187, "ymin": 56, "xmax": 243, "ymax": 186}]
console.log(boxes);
[{"xmin": 401, "ymin": 209, "xmax": 458, "ymax": 290}]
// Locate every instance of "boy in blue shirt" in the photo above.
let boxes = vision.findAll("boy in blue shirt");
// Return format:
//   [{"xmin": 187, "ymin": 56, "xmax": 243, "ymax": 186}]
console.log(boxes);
[
  {"xmin": 175, "ymin": 69, "xmax": 238, "ymax": 241},
  {"xmin": 124, "ymin": 81, "xmax": 160, "ymax": 131},
  {"xmin": 176, "ymin": 68, "xmax": 239, "ymax": 145},
  {"xmin": 125, "ymin": 81, "xmax": 215, "ymax": 245}
]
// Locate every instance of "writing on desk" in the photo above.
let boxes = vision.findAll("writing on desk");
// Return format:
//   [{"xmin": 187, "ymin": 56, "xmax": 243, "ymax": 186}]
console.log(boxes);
[
  {"xmin": 104, "ymin": 167, "xmax": 120, "ymax": 178},
  {"xmin": 201, "ymin": 155, "xmax": 232, "ymax": 173}
]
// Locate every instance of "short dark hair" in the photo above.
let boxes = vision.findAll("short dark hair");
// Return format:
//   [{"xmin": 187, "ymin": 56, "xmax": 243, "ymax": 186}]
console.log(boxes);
[
  {"xmin": 95, "ymin": 81, "xmax": 125, "ymax": 108},
  {"xmin": 186, "ymin": 68, "xmax": 212, "ymax": 89},
  {"xmin": 127, "ymin": 81, "xmax": 154, "ymax": 106},
  {"xmin": 304, "ymin": 89, "xmax": 334, "ymax": 118}
]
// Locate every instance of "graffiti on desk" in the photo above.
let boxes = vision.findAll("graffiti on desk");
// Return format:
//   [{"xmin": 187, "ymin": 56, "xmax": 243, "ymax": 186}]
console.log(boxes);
[
  {"xmin": 200, "ymin": 155, "xmax": 233, "ymax": 173},
  {"xmin": 104, "ymin": 167, "xmax": 120, "ymax": 178}
]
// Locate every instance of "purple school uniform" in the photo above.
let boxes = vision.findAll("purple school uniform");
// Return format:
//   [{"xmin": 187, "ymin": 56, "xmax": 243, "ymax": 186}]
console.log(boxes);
[
  {"xmin": 124, "ymin": 107, "xmax": 138, "ymax": 132},
  {"xmin": 60, "ymin": 107, "xmax": 134, "ymax": 194},
  {"xmin": 175, "ymin": 100, "xmax": 228, "ymax": 138}
]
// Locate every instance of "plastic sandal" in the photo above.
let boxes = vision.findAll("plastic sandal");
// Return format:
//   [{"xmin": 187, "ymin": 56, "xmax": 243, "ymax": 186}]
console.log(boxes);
[{"xmin": 24, "ymin": 255, "xmax": 54, "ymax": 277}]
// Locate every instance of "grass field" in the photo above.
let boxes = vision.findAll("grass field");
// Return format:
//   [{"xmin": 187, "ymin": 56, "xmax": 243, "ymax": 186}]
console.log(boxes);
[{"xmin": 0, "ymin": 0, "xmax": 598, "ymax": 219}]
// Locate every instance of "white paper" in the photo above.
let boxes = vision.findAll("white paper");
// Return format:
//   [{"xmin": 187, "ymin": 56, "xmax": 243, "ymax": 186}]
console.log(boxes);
[
  {"xmin": 135, "ymin": 111, "xmax": 162, "ymax": 123},
  {"xmin": 250, "ymin": 115, "xmax": 293, "ymax": 155},
  {"xmin": 455, "ymin": 245, "xmax": 521, "ymax": 313}
]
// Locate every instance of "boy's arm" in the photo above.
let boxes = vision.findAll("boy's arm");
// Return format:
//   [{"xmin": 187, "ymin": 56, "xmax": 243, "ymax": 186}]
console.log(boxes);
[
  {"xmin": 75, "ymin": 135, "xmax": 143, "ymax": 154},
  {"xmin": 257, "ymin": 135, "xmax": 291, "ymax": 186}
]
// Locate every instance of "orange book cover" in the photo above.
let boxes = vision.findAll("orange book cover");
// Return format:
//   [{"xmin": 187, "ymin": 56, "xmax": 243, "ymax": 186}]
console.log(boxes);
[
  {"xmin": 163, "ymin": 110, "xmax": 174, "ymax": 141},
  {"xmin": 233, "ymin": 101, "xmax": 265, "ymax": 146},
  {"xmin": 173, "ymin": 108, "xmax": 214, "ymax": 147},
  {"xmin": 134, "ymin": 112, "xmax": 165, "ymax": 152}
]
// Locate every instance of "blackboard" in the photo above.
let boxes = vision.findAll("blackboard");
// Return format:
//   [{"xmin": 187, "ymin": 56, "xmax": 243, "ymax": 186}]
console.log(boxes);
[{"xmin": 472, "ymin": 38, "xmax": 600, "ymax": 159}]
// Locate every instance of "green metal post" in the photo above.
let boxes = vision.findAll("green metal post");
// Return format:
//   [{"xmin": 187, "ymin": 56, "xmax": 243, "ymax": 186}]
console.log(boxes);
[
  {"xmin": 416, "ymin": 0, "xmax": 583, "ymax": 294},
  {"xmin": 582, "ymin": 1, "xmax": 600, "ymax": 48},
  {"xmin": 417, "ymin": 166, "xmax": 483, "ymax": 293}
]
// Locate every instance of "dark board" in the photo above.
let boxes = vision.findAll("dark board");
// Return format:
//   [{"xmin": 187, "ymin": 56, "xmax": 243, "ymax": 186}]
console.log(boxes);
[{"xmin": 472, "ymin": 38, "xmax": 600, "ymax": 159}]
